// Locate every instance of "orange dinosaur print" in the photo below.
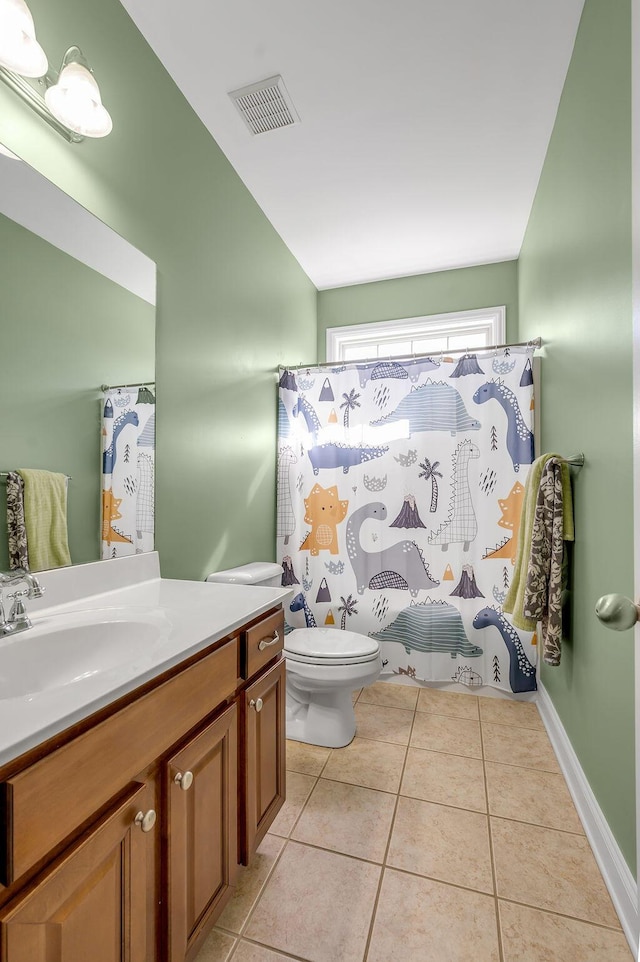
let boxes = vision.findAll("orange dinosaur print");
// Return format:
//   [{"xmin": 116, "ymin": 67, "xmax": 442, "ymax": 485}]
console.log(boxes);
[
  {"xmin": 299, "ymin": 483, "xmax": 348, "ymax": 556},
  {"xmin": 483, "ymin": 481, "xmax": 525, "ymax": 564},
  {"xmin": 102, "ymin": 488, "xmax": 132, "ymax": 544}
]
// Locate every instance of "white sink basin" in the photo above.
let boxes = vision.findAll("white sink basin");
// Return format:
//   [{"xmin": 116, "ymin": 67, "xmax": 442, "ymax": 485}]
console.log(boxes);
[{"xmin": 0, "ymin": 607, "xmax": 173, "ymax": 699}]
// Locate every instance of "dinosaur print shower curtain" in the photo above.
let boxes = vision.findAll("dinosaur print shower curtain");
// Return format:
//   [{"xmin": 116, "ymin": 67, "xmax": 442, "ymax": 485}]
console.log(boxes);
[
  {"xmin": 276, "ymin": 349, "xmax": 538, "ymax": 694},
  {"xmin": 101, "ymin": 385, "xmax": 155, "ymax": 559}
]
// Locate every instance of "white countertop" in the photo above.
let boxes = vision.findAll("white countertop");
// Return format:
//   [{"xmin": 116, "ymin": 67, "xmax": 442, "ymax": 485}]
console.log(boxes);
[{"xmin": 0, "ymin": 553, "xmax": 291, "ymax": 767}]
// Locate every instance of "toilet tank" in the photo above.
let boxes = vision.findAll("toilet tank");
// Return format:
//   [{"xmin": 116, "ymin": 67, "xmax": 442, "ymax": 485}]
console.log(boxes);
[{"xmin": 205, "ymin": 561, "xmax": 283, "ymax": 587}]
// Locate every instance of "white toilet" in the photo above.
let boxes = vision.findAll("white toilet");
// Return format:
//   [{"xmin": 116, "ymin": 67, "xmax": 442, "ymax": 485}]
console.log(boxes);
[{"xmin": 206, "ymin": 562, "xmax": 382, "ymax": 749}]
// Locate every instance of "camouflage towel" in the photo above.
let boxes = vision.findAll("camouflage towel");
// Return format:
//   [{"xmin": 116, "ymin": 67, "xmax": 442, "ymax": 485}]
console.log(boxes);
[
  {"xmin": 523, "ymin": 457, "xmax": 570, "ymax": 666},
  {"xmin": 6, "ymin": 471, "xmax": 29, "ymax": 570}
]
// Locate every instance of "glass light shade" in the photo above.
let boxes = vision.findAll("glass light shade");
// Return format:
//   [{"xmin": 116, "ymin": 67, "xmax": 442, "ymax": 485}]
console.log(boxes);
[
  {"xmin": 0, "ymin": 0, "xmax": 48, "ymax": 77},
  {"xmin": 45, "ymin": 61, "xmax": 112, "ymax": 138}
]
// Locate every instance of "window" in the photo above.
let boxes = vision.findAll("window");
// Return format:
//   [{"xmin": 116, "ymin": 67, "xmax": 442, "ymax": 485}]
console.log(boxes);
[{"xmin": 326, "ymin": 306, "xmax": 506, "ymax": 363}]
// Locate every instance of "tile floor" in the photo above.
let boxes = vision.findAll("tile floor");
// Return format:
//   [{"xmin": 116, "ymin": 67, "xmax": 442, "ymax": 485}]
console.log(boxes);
[{"xmin": 195, "ymin": 684, "xmax": 633, "ymax": 962}]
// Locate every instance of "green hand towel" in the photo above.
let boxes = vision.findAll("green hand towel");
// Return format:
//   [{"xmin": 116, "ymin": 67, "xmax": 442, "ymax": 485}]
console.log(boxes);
[
  {"xmin": 19, "ymin": 469, "xmax": 71, "ymax": 571},
  {"xmin": 503, "ymin": 453, "xmax": 574, "ymax": 630}
]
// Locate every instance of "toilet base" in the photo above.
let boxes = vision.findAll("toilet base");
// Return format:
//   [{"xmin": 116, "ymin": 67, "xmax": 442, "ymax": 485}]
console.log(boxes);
[
  {"xmin": 284, "ymin": 655, "xmax": 382, "ymax": 749},
  {"xmin": 286, "ymin": 687, "xmax": 356, "ymax": 748}
]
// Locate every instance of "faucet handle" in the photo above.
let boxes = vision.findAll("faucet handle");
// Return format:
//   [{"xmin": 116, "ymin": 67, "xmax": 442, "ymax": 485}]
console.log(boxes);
[{"xmin": 8, "ymin": 592, "xmax": 31, "ymax": 629}]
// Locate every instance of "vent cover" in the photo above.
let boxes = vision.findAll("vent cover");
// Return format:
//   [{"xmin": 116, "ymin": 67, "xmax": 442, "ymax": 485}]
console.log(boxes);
[{"xmin": 228, "ymin": 75, "xmax": 300, "ymax": 135}]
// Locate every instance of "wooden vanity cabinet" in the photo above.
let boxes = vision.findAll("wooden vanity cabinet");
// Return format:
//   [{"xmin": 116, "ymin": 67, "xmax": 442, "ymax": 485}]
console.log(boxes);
[
  {"xmin": 0, "ymin": 781, "xmax": 155, "ymax": 962},
  {"xmin": 165, "ymin": 703, "xmax": 238, "ymax": 962},
  {"xmin": 240, "ymin": 658, "xmax": 286, "ymax": 864},
  {"xmin": 0, "ymin": 603, "xmax": 286, "ymax": 962}
]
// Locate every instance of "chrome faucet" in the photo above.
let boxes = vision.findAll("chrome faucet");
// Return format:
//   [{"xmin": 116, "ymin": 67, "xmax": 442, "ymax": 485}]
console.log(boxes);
[{"xmin": 0, "ymin": 569, "xmax": 45, "ymax": 637}]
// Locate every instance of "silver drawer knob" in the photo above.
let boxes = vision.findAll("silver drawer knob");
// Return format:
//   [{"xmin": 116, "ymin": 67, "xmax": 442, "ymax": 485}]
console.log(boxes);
[
  {"xmin": 250, "ymin": 697, "xmax": 264, "ymax": 712},
  {"xmin": 258, "ymin": 630, "xmax": 280, "ymax": 651},
  {"xmin": 134, "ymin": 809, "xmax": 156, "ymax": 833},
  {"xmin": 174, "ymin": 770, "xmax": 194, "ymax": 791}
]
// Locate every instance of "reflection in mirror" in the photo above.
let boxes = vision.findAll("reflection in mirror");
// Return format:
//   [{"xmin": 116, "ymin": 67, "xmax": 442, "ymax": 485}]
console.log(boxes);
[{"xmin": 0, "ymin": 149, "xmax": 156, "ymax": 571}]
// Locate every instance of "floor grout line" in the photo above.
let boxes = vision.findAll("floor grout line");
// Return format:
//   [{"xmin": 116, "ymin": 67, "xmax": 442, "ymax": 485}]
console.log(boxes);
[
  {"xmin": 225, "ymin": 930, "xmax": 313, "ymax": 962},
  {"xmin": 478, "ymin": 713, "xmax": 506, "ymax": 962},
  {"xmin": 273, "ymin": 772, "xmax": 320, "ymax": 840},
  {"xmin": 198, "ymin": 690, "xmax": 630, "ymax": 962},
  {"xmin": 495, "ymin": 895, "xmax": 627, "ymax": 932},
  {"xmin": 361, "ymin": 703, "xmax": 417, "ymax": 961},
  {"xmin": 221, "ymin": 832, "xmax": 292, "ymax": 945},
  {"xmin": 487, "ymin": 811, "xmax": 587, "ymax": 838}
]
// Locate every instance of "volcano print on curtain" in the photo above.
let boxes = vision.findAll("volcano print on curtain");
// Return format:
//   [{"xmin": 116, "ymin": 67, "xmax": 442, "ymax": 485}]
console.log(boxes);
[{"xmin": 276, "ymin": 349, "xmax": 537, "ymax": 693}]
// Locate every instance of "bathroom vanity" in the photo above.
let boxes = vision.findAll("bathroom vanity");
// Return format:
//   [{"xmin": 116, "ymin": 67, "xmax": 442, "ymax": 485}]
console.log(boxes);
[{"xmin": 0, "ymin": 553, "xmax": 288, "ymax": 962}]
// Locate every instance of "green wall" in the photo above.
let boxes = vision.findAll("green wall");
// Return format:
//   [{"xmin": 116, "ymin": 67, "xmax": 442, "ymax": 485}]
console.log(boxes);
[
  {"xmin": 519, "ymin": 0, "xmax": 635, "ymax": 871},
  {"xmin": 0, "ymin": 0, "xmax": 317, "ymax": 581},
  {"xmin": 317, "ymin": 260, "xmax": 519, "ymax": 360},
  {"xmin": 0, "ymin": 0, "xmax": 635, "ymax": 876},
  {"xmin": 0, "ymin": 212, "xmax": 154, "ymax": 568}
]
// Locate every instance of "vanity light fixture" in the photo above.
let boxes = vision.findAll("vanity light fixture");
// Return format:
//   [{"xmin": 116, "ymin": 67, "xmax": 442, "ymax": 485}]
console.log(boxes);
[
  {"xmin": 0, "ymin": 0, "xmax": 112, "ymax": 142},
  {"xmin": 45, "ymin": 47, "xmax": 112, "ymax": 138},
  {"xmin": 0, "ymin": 0, "xmax": 48, "ymax": 78}
]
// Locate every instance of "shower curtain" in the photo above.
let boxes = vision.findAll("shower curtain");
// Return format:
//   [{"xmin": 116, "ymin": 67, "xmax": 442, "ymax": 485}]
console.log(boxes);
[
  {"xmin": 276, "ymin": 348, "xmax": 537, "ymax": 694},
  {"xmin": 101, "ymin": 385, "xmax": 155, "ymax": 559}
]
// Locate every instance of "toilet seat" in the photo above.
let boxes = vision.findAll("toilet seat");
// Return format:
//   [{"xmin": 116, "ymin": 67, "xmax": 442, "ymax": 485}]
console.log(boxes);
[{"xmin": 285, "ymin": 627, "xmax": 379, "ymax": 666}]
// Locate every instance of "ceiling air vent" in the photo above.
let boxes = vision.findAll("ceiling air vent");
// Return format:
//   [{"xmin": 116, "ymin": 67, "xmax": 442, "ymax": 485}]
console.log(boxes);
[{"xmin": 228, "ymin": 75, "xmax": 300, "ymax": 135}]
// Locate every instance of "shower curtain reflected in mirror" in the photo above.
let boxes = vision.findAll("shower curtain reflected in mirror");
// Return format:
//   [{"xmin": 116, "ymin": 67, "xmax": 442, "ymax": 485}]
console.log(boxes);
[
  {"xmin": 276, "ymin": 348, "xmax": 537, "ymax": 694},
  {"xmin": 101, "ymin": 385, "xmax": 155, "ymax": 559}
]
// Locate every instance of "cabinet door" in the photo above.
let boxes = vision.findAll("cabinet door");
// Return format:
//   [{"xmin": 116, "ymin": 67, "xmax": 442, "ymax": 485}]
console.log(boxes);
[
  {"xmin": 165, "ymin": 702, "xmax": 238, "ymax": 962},
  {"xmin": 0, "ymin": 781, "xmax": 154, "ymax": 962},
  {"xmin": 241, "ymin": 658, "xmax": 286, "ymax": 864}
]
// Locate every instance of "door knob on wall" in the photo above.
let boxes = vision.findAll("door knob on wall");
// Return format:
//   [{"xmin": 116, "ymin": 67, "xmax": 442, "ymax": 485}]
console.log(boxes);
[{"xmin": 595, "ymin": 594, "xmax": 640, "ymax": 631}]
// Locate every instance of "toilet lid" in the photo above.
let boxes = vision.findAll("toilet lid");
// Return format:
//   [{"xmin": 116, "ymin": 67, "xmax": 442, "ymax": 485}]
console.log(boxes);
[{"xmin": 285, "ymin": 627, "xmax": 379, "ymax": 662}]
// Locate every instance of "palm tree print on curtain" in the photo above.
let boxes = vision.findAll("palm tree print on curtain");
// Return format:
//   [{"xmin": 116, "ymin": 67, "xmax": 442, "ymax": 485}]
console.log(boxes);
[
  {"xmin": 277, "ymin": 348, "xmax": 538, "ymax": 694},
  {"xmin": 101, "ymin": 385, "xmax": 155, "ymax": 559}
]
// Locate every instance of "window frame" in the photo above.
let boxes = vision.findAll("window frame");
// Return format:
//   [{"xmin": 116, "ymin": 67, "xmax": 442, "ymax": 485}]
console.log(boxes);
[{"xmin": 325, "ymin": 306, "xmax": 506, "ymax": 363}]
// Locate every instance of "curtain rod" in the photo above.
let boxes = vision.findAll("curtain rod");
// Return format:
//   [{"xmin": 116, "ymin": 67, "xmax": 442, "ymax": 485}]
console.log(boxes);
[
  {"xmin": 282, "ymin": 337, "xmax": 542, "ymax": 372},
  {"xmin": 101, "ymin": 380, "xmax": 155, "ymax": 392}
]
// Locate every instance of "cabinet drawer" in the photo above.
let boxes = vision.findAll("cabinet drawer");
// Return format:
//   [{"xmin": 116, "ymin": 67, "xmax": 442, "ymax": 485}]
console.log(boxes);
[
  {"xmin": 243, "ymin": 609, "xmax": 284, "ymax": 679},
  {"xmin": 2, "ymin": 637, "xmax": 238, "ymax": 885}
]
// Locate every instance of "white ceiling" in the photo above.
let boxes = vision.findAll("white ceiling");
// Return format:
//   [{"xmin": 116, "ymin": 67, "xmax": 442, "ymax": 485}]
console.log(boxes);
[{"xmin": 120, "ymin": 0, "xmax": 585, "ymax": 290}]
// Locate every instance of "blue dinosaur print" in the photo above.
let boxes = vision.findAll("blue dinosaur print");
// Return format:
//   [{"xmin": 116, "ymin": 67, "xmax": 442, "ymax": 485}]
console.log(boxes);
[
  {"xmin": 292, "ymin": 395, "xmax": 322, "ymax": 437},
  {"xmin": 403, "ymin": 356, "xmax": 441, "ymax": 382},
  {"xmin": 290, "ymin": 592, "xmax": 317, "ymax": 627},
  {"xmin": 356, "ymin": 357, "xmax": 440, "ymax": 388},
  {"xmin": 278, "ymin": 398, "xmax": 292, "ymax": 439},
  {"xmin": 308, "ymin": 443, "xmax": 388, "ymax": 475},
  {"xmin": 346, "ymin": 503, "xmax": 439, "ymax": 596},
  {"xmin": 370, "ymin": 599, "xmax": 482, "ymax": 658},
  {"xmin": 138, "ymin": 412, "xmax": 155, "ymax": 448},
  {"xmin": 472, "ymin": 607, "xmax": 537, "ymax": 692},
  {"xmin": 103, "ymin": 410, "xmax": 139, "ymax": 474},
  {"xmin": 472, "ymin": 380, "xmax": 534, "ymax": 472},
  {"xmin": 371, "ymin": 381, "xmax": 481, "ymax": 436}
]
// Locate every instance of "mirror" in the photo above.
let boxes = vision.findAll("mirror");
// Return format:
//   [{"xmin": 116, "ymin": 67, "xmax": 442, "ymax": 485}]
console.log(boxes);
[{"xmin": 0, "ymin": 149, "xmax": 156, "ymax": 570}]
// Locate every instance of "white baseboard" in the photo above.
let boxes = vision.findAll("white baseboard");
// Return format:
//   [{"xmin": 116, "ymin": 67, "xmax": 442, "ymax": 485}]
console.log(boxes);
[{"xmin": 537, "ymin": 683, "xmax": 638, "ymax": 957}]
